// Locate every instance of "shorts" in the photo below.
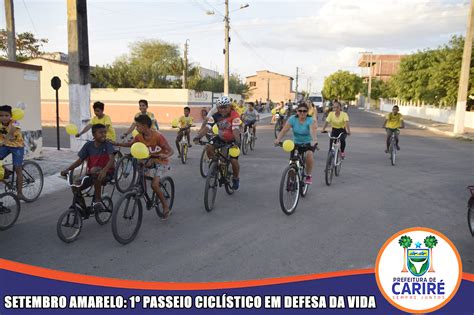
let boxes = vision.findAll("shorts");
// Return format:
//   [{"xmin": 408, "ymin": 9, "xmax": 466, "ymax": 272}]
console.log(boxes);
[
  {"xmin": 244, "ymin": 120, "xmax": 256, "ymax": 128},
  {"xmin": 0, "ymin": 146, "xmax": 24, "ymax": 166},
  {"xmin": 145, "ymin": 163, "xmax": 171, "ymax": 178},
  {"xmin": 291, "ymin": 143, "xmax": 314, "ymax": 158},
  {"xmin": 81, "ymin": 173, "xmax": 113, "ymax": 190},
  {"xmin": 210, "ymin": 136, "xmax": 239, "ymax": 160}
]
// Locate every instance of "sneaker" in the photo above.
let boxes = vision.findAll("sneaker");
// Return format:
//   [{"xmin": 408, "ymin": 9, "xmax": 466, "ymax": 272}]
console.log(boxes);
[
  {"xmin": 92, "ymin": 201, "xmax": 104, "ymax": 212},
  {"xmin": 341, "ymin": 152, "xmax": 345, "ymax": 159},
  {"xmin": 304, "ymin": 175, "xmax": 313, "ymax": 185},
  {"xmin": 232, "ymin": 178, "xmax": 240, "ymax": 190},
  {"xmin": 396, "ymin": 144, "xmax": 400, "ymax": 150}
]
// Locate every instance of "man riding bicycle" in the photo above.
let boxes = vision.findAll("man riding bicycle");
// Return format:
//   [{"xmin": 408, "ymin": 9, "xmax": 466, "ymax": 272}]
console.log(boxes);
[
  {"xmin": 274, "ymin": 102, "xmax": 318, "ymax": 185},
  {"xmin": 242, "ymin": 102, "xmax": 260, "ymax": 139},
  {"xmin": 175, "ymin": 106, "xmax": 194, "ymax": 153},
  {"xmin": 194, "ymin": 96, "xmax": 242, "ymax": 190},
  {"xmin": 383, "ymin": 105, "xmax": 404, "ymax": 153}
]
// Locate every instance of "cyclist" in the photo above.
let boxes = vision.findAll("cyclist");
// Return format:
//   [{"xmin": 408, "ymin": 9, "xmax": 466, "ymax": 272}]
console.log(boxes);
[
  {"xmin": 122, "ymin": 99, "xmax": 159, "ymax": 138},
  {"xmin": 383, "ymin": 105, "xmax": 405, "ymax": 153},
  {"xmin": 193, "ymin": 96, "xmax": 242, "ymax": 190},
  {"xmin": 114, "ymin": 115, "xmax": 174, "ymax": 219},
  {"xmin": 0, "ymin": 105, "xmax": 25, "ymax": 200},
  {"xmin": 76, "ymin": 101, "xmax": 116, "ymax": 141},
  {"xmin": 175, "ymin": 106, "xmax": 194, "ymax": 153},
  {"xmin": 242, "ymin": 102, "xmax": 260, "ymax": 139},
  {"xmin": 322, "ymin": 101, "xmax": 351, "ymax": 158},
  {"xmin": 235, "ymin": 100, "xmax": 246, "ymax": 117},
  {"xmin": 274, "ymin": 102, "xmax": 318, "ymax": 185},
  {"xmin": 61, "ymin": 124, "xmax": 115, "ymax": 214}
]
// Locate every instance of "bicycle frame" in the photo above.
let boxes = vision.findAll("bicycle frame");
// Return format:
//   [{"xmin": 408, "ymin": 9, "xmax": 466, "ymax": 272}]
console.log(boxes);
[{"xmin": 327, "ymin": 132, "xmax": 344, "ymax": 167}]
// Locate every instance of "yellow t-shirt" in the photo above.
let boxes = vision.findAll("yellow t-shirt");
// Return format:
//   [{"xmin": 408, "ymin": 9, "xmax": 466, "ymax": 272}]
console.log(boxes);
[
  {"xmin": 385, "ymin": 113, "xmax": 403, "ymax": 129},
  {"xmin": 0, "ymin": 122, "xmax": 24, "ymax": 147},
  {"xmin": 178, "ymin": 115, "xmax": 194, "ymax": 128},
  {"xmin": 91, "ymin": 115, "xmax": 116, "ymax": 141},
  {"xmin": 236, "ymin": 106, "xmax": 246, "ymax": 116},
  {"xmin": 134, "ymin": 112, "xmax": 158, "ymax": 130},
  {"xmin": 308, "ymin": 106, "xmax": 315, "ymax": 117},
  {"xmin": 326, "ymin": 112, "xmax": 349, "ymax": 129}
]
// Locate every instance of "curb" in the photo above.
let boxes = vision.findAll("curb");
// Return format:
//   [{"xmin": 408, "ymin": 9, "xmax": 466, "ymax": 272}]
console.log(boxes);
[{"xmin": 365, "ymin": 110, "xmax": 473, "ymax": 141}]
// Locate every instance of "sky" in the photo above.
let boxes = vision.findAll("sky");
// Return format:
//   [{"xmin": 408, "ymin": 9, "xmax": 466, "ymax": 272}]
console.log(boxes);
[{"xmin": 0, "ymin": 0, "xmax": 469, "ymax": 93}]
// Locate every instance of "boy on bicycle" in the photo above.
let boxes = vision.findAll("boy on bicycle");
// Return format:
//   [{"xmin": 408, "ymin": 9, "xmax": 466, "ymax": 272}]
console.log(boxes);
[
  {"xmin": 61, "ymin": 124, "xmax": 115, "ymax": 213},
  {"xmin": 114, "ymin": 115, "xmax": 174, "ymax": 219},
  {"xmin": 175, "ymin": 106, "xmax": 194, "ymax": 153},
  {"xmin": 0, "ymin": 105, "xmax": 25, "ymax": 200},
  {"xmin": 122, "ymin": 99, "xmax": 159, "ymax": 138},
  {"xmin": 383, "ymin": 105, "xmax": 405, "ymax": 153},
  {"xmin": 76, "ymin": 101, "xmax": 116, "ymax": 142},
  {"xmin": 241, "ymin": 102, "xmax": 259, "ymax": 139}
]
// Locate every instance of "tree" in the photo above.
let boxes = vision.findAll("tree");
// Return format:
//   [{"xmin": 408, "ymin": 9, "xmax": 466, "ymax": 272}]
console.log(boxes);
[
  {"xmin": 322, "ymin": 70, "xmax": 363, "ymax": 101},
  {"xmin": 398, "ymin": 235, "xmax": 413, "ymax": 272},
  {"xmin": 423, "ymin": 235, "xmax": 438, "ymax": 272},
  {"xmin": 0, "ymin": 29, "xmax": 48, "ymax": 61},
  {"xmin": 361, "ymin": 79, "xmax": 396, "ymax": 100}
]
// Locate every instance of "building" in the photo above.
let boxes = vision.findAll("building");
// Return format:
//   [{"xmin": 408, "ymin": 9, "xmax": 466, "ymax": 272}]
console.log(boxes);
[
  {"xmin": 245, "ymin": 70, "xmax": 295, "ymax": 103},
  {"xmin": 357, "ymin": 54, "xmax": 404, "ymax": 82},
  {"xmin": 198, "ymin": 67, "xmax": 219, "ymax": 79}
]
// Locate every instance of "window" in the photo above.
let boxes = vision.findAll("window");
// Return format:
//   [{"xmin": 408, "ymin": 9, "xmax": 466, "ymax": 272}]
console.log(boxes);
[{"xmin": 249, "ymin": 81, "xmax": 256, "ymax": 87}]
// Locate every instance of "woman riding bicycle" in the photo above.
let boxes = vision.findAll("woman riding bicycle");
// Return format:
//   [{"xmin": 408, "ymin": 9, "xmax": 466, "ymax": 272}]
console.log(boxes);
[
  {"xmin": 274, "ymin": 102, "xmax": 318, "ymax": 185},
  {"xmin": 322, "ymin": 101, "xmax": 351, "ymax": 158}
]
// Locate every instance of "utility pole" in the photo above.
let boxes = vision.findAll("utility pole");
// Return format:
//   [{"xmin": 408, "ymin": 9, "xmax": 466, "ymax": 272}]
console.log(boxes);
[
  {"xmin": 367, "ymin": 53, "xmax": 373, "ymax": 110},
  {"xmin": 4, "ymin": 0, "xmax": 16, "ymax": 61},
  {"xmin": 183, "ymin": 39, "xmax": 189, "ymax": 89},
  {"xmin": 295, "ymin": 67, "xmax": 299, "ymax": 102},
  {"xmin": 67, "ymin": 0, "xmax": 91, "ymax": 151},
  {"xmin": 224, "ymin": 0, "xmax": 230, "ymax": 95},
  {"xmin": 454, "ymin": 0, "xmax": 474, "ymax": 134},
  {"xmin": 267, "ymin": 78, "xmax": 270, "ymax": 101}
]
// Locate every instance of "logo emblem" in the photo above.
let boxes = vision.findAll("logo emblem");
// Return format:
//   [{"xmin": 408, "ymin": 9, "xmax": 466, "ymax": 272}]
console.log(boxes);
[{"xmin": 375, "ymin": 227, "xmax": 462, "ymax": 313}]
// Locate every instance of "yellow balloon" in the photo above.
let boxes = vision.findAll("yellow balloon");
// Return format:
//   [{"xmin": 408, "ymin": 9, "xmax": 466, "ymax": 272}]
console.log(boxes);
[
  {"xmin": 65, "ymin": 124, "xmax": 78, "ymax": 136},
  {"xmin": 132, "ymin": 129, "xmax": 139, "ymax": 137},
  {"xmin": 171, "ymin": 118, "xmax": 179, "ymax": 128},
  {"xmin": 282, "ymin": 139, "xmax": 295, "ymax": 152},
  {"xmin": 212, "ymin": 124, "xmax": 219, "ymax": 135},
  {"xmin": 271, "ymin": 108, "xmax": 277, "ymax": 115},
  {"xmin": 229, "ymin": 146, "xmax": 240, "ymax": 158},
  {"xmin": 130, "ymin": 142, "xmax": 150, "ymax": 159},
  {"xmin": 12, "ymin": 108, "xmax": 25, "ymax": 121}
]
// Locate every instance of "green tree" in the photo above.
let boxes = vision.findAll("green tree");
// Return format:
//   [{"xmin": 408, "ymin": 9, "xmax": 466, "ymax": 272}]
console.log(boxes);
[
  {"xmin": 398, "ymin": 235, "xmax": 413, "ymax": 272},
  {"xmin": 423, "ymin": 235, "xmax": 438, "ymax": 272},
  {"xmin": 322, "ymin": 70, "xmax": 363, "ymax": 101},
  {"xmin": 361, "ymin": 79, "xmax": 396, "ymax": 100},
  {"xmin": 0, "ymin": 29, "xmax": 48, "ymax": 61}
]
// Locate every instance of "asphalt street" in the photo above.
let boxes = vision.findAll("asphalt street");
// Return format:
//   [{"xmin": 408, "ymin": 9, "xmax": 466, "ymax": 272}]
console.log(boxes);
[{"xmin": 2, "ymin": 109, "xmax": 473, "ymax": 282}]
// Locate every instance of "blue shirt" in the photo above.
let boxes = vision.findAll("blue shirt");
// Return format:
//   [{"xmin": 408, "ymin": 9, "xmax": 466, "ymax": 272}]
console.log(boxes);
[{"xmin": 288, "ymin": 115, "xmax": 313, "ymax": 144}]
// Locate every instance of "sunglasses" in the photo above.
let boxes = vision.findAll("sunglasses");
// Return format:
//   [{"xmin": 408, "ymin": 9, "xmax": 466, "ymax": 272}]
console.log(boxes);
[{"xmin": 298, "ymin": 110, "xmax": 308, "ymax": 113}]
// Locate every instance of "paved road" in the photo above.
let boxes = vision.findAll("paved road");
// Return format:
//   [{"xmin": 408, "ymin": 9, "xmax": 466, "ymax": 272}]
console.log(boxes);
[{"xmin": 2, "ymin": 109, "xmax": 473, "ymax": 281}]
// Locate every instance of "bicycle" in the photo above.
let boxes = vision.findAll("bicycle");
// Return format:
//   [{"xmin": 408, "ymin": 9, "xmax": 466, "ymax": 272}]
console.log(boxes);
[
  {"xmin": 241, "ymin": 122, "xmax": 256, "ymax": 155},
  {"xmin": 277, "ymin": 142, "xmax": 317, "ymax": 215},
  {"xmin": 274, "ymin": 110, "xmax": 286, "ymax": 139},
  {"xmin": 323, "ymin": 131, "xmax": 345, "ymax": 186},
  {"xmin": 203, "ymin": 141, "xmax": 238, "ymax": 212},
  {"xmin": 174, "ymin": 126, "xmax": 193, "ymax": 164},
  {"xmin": 0, "ymin": 190, "xmax": 20, "ymax": 231},
  {"xmin": 114, "ymin": 142, "xmax": 138, "ymax": 193},
  {"xmin": 0, "ymin": 159, "xmax": 43, "ymax": 202},
  {"xmin": 468, "ymin": 186, "xmax": 474, "ymax": 237},
  {"xmin": 386, "ymin": 128, "xmax": 400, "ymax": 166},
  {"xmin": 56, "ymin": 171, "xmax": 114, "ymax": 243},
  {"xmin": 199, "ymin": 133, "xmax": 213, "ymax": 178},
  {"xmin": 111, "ymin": 159, "xmax": 175, "ymax": 244}
]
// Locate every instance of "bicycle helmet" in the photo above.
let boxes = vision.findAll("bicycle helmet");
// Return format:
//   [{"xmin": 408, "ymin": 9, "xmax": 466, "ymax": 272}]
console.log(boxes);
[{"xmin": 217, "ymin": 96, "xmax": 231, "ymax": 107}]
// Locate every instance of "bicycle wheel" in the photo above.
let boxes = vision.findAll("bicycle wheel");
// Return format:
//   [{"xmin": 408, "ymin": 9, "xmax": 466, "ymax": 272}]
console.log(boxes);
[
  {"xmin": 468, "ymin": 197, "xmax": 474, "ymax": 237},
  {"xmin": 279, "ymin": 164, "xmax": 300, "ymax": 215},
  {"xmin": 154, "ymin": 176, "xmax": 175, "ymax": 218},
  {"xmin": 325, "ymin": 151, "xmax": 334, "ymax": 186},
  {"xmin": 224, "ymin": 163, "xmax": 234, "ymax": 195},
  {"xmin": 112, "ymin": 192, "xmax": 143, "ymax": 244},
  {"xmin": 335, "ymin": 149, "xmax": 342, "ymax": 176},
  {"xmin": 95, "ymin": 196, "xmax": 113, "ymax": 225},
  {"xmin": 250, "ymin": 133, "xmax": 255, "ymax": 151},
  {"xmin": 11, "ymin": 161, "xmax": 44, "ymax": 202},
  {"xmin": 114, "ymin": 155, "xmax": 137, "ymax": 193},
  {"xmin": 57, "ymin": 208, "xmax": 82, "ymax": 243},
  {"xmin": 274, "ymin": 120, "xmax": 281, "ymax": 139},
  {"xmin": 199, "ymin": 148, "xmax": 210, "ymax": 178},
  {"xmin": 204, "ymin": 162, "xmax": 219, "ymax": 212},
  {"xmin": 242, "ymin": 133, "xmax": 249, "ymax": 155},
  {"xmin": 300, "ymin": 170, "xmax": 309, "ymax": 197},
  {"xmin": 0, "ymin": 192, "xmax": 20, "ymax": 230},
  {"xmin": 390, "ymin": 142, "xmax": 396, "ymax": 166},
  {"xmin": 180, "ymin": 143, "xmax": 187, "ymax": 164}
]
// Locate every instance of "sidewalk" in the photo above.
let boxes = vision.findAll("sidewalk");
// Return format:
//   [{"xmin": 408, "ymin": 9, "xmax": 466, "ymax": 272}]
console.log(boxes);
[{"xmin": 365, "ymin": 109, "xmax": 474, "ymax": 141}]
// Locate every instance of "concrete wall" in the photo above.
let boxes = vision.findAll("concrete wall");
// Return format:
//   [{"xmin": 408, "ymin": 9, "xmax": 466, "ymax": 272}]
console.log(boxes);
[
  {"xmin": 0, "ymin": 61, "xmax": 43, "ymax": 159},
  {"xmin": 380, "ymin": 99, "xmax": 474, "ymax": 129}
]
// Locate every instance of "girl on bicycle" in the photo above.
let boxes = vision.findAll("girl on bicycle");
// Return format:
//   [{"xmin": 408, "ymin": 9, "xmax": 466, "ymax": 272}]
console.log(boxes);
[
  {"xmin": 322, "ymin": 101, "xmax": 351, "ymax": 158},
  {"xmin": 274, "ymin": 102, "xmax": 318, "ymax": 185}
]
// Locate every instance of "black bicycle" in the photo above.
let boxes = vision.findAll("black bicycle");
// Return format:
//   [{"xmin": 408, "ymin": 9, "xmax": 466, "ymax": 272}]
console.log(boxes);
[
  {"xmin": 111, "ymin": 159, "xmax": 175, "ymax": 244},
  {"xmin": 277, "ymin": 142, "xmax": 317, "ymax": 215},
  {"xmin": 56, "ymin": 171, "xmax": 114, "ymax": 243},
  {"xmin": 175, "ymin": 126, "xmax": 193, "ymax": 164},
  {"xmin": 386, "ymin": 128, "xmax": 400, "ymax": 166},
  {"xmin": 274, "ymin": 111, "xmax": 286, "ymax": 139},
  {"xmin": 468, "ymin": 185, "xmax": 474, "ymax": 237},
  {"xmin": 203, "ymin": 141, "xmax": 237, "ymax": 212},
  {"xmin": 0, "ymin": 191, "xmax": 20, "ymax": 230},
  {"xmin": 2, "ymin": 160, "xmax": 43, "ymax": 202},
  {"xmin": 199, "ymin": 133, "xmax": 213, "ymax": 178}
]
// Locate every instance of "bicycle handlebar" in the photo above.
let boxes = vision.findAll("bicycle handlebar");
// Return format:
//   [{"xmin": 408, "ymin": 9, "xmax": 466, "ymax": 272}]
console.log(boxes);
[
  {"xmin": 275, "ymin": 142, "xmax": 319, "ymax": 152},
  {"xmin": 65, "ymin": 171, "xmax": 90, "ymax": 188},
  {"xmin": 326, "ymin": 132, "xmax": 345, "ymax": 140}
]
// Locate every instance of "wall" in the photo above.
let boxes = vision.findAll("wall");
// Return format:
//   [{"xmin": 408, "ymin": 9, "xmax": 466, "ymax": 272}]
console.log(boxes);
[
  {"xmin": 380, "ymin": 99, "xmax": 474, "ymax": 129},
  {"xmin": 0, "ymin": 61, "xmax": 43, "ymax": 159}
]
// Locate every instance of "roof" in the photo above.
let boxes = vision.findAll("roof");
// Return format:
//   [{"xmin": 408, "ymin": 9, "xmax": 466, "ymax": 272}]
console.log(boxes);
[
  {"xmin": 358, "ymin": 54, "xmax": 405, "ymax": 67},
  {"xmin": 246, "ymin": 70, "xmax": 294, "ymax": 80},
  {"xmin": 24, "ymin": 57, "xmax": 68, "ymax": 66},
  {"xmin": 0, "ymin": 60, "xmax": 42, "ymax": 71}
]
